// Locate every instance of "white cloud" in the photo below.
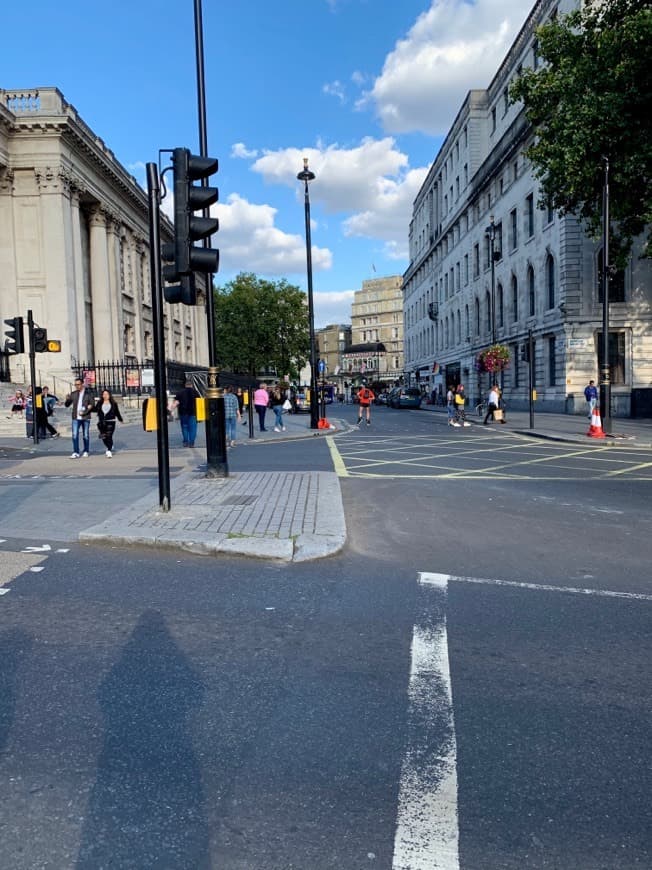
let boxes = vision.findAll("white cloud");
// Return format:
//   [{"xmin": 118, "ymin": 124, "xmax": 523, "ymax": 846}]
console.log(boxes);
[
  {"xmin": 214, "ymin": 193, "xmax": 332, "ymax": 277},
  {"xmin": 251, "ymin": 139, "xmax": 429, "ymax": 259},
  {"xmin": 231, "ymin": 142, "xmax": 259, "ymax": 159},
  {"xmin": 313, "ymin": 290, "xmax": 356, "ymax": 328},
  {"xmin": 323, "ymin": 80, "xmax": 347, "ymax": 104},
  {"xmin": 361, "ymin": 0, "xmax": 531, "ymax": 136}
]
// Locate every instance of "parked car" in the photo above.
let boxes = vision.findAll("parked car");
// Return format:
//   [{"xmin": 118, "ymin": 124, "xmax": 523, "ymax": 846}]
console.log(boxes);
[
  {"xmin": 389, "ymin": 386, "xmax": 422, "ymax": 409},
  {"xmin": 375, "ymin": 391, "xmax": 389, "ymax": 405}
]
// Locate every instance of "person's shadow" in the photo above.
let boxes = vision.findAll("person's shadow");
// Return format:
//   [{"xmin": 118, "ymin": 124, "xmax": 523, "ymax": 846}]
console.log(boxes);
[{"xmin": 76, "ymin": 610, "xmax": 209, "ymax": 869}]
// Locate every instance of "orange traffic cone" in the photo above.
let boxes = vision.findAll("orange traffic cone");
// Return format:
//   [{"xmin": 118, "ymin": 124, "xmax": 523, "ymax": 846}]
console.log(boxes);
[
  {"xmin": 587, "ymin": 406, "xmax": 606, "ymax": 438},
  {"xmin": 318, "ymin": 418, "xmax": 330, "ymax": 429}
]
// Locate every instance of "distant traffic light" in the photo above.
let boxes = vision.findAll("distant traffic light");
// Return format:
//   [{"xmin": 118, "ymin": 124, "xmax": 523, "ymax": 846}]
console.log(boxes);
[
  {"xmin": 3, "ymin": 316, "xmax": 25, "ymax": 354},
  {"xmin": 33, "ymin": 326, "xmax": 48, "ymax": 353},
  {"xmin": 170, "ymin": 146, "xmax": 219, "ymax": 278}
]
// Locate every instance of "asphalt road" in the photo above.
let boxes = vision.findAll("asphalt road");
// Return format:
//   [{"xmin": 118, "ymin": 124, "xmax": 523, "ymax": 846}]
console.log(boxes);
[{"xmin": 1, "ymin": 407, "xmax": 650, "ymax": 869}]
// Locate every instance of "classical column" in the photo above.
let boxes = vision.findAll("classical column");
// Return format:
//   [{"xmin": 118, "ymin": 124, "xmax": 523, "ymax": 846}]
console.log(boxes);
[
  {"xmin": 69, "ymin": 186, "xmax": 86, "ymax": 362},
  {"xmin": 106, "ymin": 214, "xmax": 124, "ymax": 358},
  {"xmin": 88, "ymin": 207, "xmax": 113, "ymax": 361}
]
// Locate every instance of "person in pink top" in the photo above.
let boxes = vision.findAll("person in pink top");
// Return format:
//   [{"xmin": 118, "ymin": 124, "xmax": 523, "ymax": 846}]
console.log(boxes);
[{"xmin": 253, "ymin": 383, "xmax": 270, "ymax": 432}]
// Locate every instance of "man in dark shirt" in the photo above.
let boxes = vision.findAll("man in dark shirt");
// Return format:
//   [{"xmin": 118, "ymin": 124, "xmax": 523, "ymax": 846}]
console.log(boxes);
[{"xmin": 174, "ymin": 380, "xmax": 199, "ymax": 447}]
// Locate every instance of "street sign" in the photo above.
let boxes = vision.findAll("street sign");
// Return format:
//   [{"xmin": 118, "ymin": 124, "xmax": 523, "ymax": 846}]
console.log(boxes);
[{"xmin": 318, "ymin": 359, "xmax": 326, "ymax": 374}]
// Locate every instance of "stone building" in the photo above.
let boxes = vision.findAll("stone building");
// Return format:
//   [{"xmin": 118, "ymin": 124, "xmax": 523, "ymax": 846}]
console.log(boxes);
[
  {"xmin": 0, "ymin": 87, "xmax": 208, "ymax": 387},
  {"xmin": 315, "ymin": 323, "xmax": 352, "ymax": 394},
  {"xmin": 403, "ymin": 0, "xmax": 652, "ymax": 416},
  {"xmin": 343, "ymin": 276, "xmax": 404, "ymax": 388}
]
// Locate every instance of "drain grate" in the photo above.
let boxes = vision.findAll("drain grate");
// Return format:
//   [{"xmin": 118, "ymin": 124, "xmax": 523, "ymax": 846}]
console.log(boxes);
[{"xmin": 220, "ymin": 494, "xmax": 258, "ymax": 506}]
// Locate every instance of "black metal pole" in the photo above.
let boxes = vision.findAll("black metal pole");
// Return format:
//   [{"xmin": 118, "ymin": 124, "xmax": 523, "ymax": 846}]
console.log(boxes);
[
  {"xmin": 297, "ymin": 159, "xmax": 319, "ymax": 429},
  {"xmin": 489, "ymin": 216, "xmax": 496, "ymax": 345},
  {"xmin": 528, "ymin": 328, "xmax": 534, "ymax": 430},
  {"xmin": 146, "ymin": 162, "xmax": 171, "ymax": 511},
  {"xmin": 600, "ymin": 156, "xmax": 611, "ymax": 435},
  {"xmin": 27, "ymin": 309, "xmax": 38, "ymax": 444},
  {"xmin": 194, "ymin": 0, "xmax": 228, "ymax": 477}
]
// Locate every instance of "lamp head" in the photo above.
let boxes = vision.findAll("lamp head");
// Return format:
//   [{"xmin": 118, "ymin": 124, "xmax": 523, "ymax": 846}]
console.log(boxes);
[{"xmin": 297, "ymin": 157, "xmax": 316, "ymax": 183}]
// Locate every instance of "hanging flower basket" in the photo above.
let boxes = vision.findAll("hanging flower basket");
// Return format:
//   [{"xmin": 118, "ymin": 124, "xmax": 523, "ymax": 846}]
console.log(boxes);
[{"xmin": 477, "ymin": 344, "xmax": 511, "ymax": 373}]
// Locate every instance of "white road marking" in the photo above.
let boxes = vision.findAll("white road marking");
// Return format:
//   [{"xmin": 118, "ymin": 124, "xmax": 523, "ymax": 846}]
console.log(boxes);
[
  {"xmin": 393, "ymin": 573, "xmax": 460, "ymax": 870},
  {"xmin": 22, "ymin": 544, "xmax": 52, "ymax": 552},
  {"xmin": 420, "ymin": 572, "xmax": 652, "ymax": 602}
]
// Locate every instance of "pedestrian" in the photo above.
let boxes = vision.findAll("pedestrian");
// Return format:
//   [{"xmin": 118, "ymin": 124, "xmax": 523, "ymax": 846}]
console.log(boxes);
[
  {"xmin": 36, "ymin": 386, "xmax": 60, "ymax": 438},
  {"xmin": 64, "ymin": 377, "xmax": 95, "ymax": 457},
  {"xmin": 25, "ymin": 387, "xmax": 34, "ymax": 438},
  {"xmin": 483, "ymin": 383, "xmax": 501, "ymax": 425},
  {"xmin": 173, "ymin": 379, "xmax": 200, "ymax": 447},
  {"xmin": 454, "ymin": 384, "xmax": 471, "ymax": 427},
  {"xmin": 9, "ymin": 388, "xmax": 26, "ymax": 417},
  {"xmin": 356, "ymin": 383, "xmax": 375, "ymax": 425},
  {"xmin": 253, "ymin": 382, "xmax": 270, "ymax": 432},
  {"xmin": 223, "ymin": 385, "xmax": 241, "ymax": 447},
  {"xmin": 584, "ymin": 379, "xmax": 598, "ymax": 418},
  {"xmin": 446, "ymin": 386, "xmax": 457, "ymax": 426},
  {"xmin": 93, "ymin": 388, "xmax": 123, "ymax": 457},
  {"xmin": 269, "ymin": 385, "xmax": 286, "ymax": 432}
]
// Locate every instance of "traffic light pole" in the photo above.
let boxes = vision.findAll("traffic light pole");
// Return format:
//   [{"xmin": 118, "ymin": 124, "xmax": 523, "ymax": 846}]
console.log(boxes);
[
  {"xmin": 27, "ymin": 309, "xmax": 38, "ymax": 445},
  {"xmin": 146, "ymin": 162, "xmax": 171, "ymax": 511},
  {"xmin": 194, "ymin": 0, "xmax": 227, "ymax": 478}
]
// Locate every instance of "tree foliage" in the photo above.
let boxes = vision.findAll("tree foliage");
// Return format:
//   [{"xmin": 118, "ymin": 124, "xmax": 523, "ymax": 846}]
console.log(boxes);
[
  {"xmin": 510, "ymin": 0, "xmax": 652, "ymax": 263},
  {"xmin": 214, "ymin": 272, "xmax": 309, "ymax": 378}
]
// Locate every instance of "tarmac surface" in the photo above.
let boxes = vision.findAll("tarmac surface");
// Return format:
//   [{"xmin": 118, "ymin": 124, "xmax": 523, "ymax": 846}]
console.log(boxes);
[{"xmin": 1, "ymin": 401, "xmax": 651, "ymax": 561}]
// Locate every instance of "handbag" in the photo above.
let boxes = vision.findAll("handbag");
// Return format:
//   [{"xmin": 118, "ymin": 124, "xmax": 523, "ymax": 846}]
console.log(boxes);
[
  {"xmin": 494, "ymin": 408, "xmax": 504, "ymax": 421},
  {"xmin": 282, "ymin": 398, "xmax": 292, "ymax": 411}
]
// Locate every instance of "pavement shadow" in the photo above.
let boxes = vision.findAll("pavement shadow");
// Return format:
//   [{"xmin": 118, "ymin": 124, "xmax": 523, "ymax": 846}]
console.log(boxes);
[
  {"xmin": 76, "ymin": 610, "xmax": 210, "ymax": 870},
  {"xmin": 0, "ymin": 628, "xmax": 33, "ymax": 755}
]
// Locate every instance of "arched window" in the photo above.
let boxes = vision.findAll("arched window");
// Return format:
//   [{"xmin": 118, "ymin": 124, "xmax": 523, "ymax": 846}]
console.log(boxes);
[
  {"xmin": 445, "ymin": 317, "xmax": 450, "ymax": 347},
  {"xmin": 511, "ymin": 274, "xmax": 518, "ymax": 322},
  {"xmin": 475, "ymin": 298, "xmax": 480, "ymax": 335},
  {"xmin": 497, "ymin": 282, "xmax": 504, "ymax": 327},
  {"xmin": 456, "ymin": 309, "xmax": 461, "ymax": 343},
  {"xmin": 546, "ymin": 253, "xmax": 555, "ymax": 309},
  {"xmin": 528, "ymin": 265, "xmax": 535, "ymax": 317},
  {"xmin": 485, "ymin": 291, "xmax": 491, "ymax": 333},
  {"xmin": 465, "ymin": 305, "xmax": 470, "ymax": 340}
]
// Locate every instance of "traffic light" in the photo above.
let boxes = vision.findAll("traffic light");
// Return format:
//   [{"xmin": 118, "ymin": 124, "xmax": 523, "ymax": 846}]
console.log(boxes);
[
  {"xmin": 33, "ymin": 326, "xmax": 48, "ymax": 353},
  {"xmin": 3, "ymin": 316, "xmax": 24, "ymax": 354},
  {"xmin": 169, "ymin": 146, "xmax": 219, "ymax": 279},
  {"xmin": 163, "ymin": 273, "xmax": 197, "ymax": 306}
]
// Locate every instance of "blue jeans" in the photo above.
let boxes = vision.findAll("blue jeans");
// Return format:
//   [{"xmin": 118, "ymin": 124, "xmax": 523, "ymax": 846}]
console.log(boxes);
[
  {"xmin": 225, "ymin": 416, "xmax": 236, "ymax": 444},
  {"xmin": 272, "ymin": 405, "xmax": 284, "ymax": 428},
  {"xmin": 180, "ymin": 414, "xmax": 198, "ymax": 446},
  {"xmin": 72, "ymin": 418, "xmax": 90, "ymax": 454}
]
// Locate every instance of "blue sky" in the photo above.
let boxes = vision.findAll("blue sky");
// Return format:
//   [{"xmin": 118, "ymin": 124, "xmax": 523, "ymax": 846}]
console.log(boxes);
[{"xmin": 2, "ymin": 0, "xmax": 531, "ymax": 327}]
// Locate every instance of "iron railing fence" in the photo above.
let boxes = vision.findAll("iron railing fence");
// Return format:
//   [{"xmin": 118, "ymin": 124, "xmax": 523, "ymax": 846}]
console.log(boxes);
[{"xmin": 71, "ymin": 359, "xmax": 209, "ymax": 396}]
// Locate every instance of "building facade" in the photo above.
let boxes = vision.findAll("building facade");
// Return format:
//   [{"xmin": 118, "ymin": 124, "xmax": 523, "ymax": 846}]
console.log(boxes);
[
  {"xmin": 315, "ymin": 323, "xmax": 352, "ymax": 394},
  {"xmin": 0, "ymin": 87, "xmax": 208, "ymax": 386},
  {"xmin": 403, "ymin": 0, "xmax": 652, "ymax": 416},
  {"xmin": 343, "ymin": 276, "xmax": 404, "ymax": 388}
]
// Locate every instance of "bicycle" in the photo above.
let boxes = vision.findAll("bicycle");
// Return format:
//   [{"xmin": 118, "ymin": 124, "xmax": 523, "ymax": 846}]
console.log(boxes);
[{"xmin": 475, "ymin": 400, "xmax": 487, "ymax": 418}]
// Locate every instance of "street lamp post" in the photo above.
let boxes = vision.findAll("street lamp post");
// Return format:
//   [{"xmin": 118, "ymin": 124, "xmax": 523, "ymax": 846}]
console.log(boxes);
[
  {"xmin": 485, "ymin": 215, "xmax": 497, "ymax": 345},
  {"xmin": 600, "ymin": 156, "xmax": 611, "ymax": 435},
  {"xmin": 297, "ymin": 158, "xmax": 319, "ymax": 429}
]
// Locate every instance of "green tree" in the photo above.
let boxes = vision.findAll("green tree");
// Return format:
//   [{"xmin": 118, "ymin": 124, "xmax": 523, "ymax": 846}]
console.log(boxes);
[
  {"xmin": 214, "ymin": 272, "xmax": 309, "ymax": 378},
  {"xmin": 510, "ymin": 0, "xmax": 652, "ymax": 263}
]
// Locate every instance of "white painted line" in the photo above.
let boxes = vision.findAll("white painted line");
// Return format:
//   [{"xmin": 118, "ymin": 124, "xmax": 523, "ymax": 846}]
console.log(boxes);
[
  {"xmin": 393, "ymin": 574, "xmax": 459, "ymax": 870},
  {"xmin": 420, "ymin": 572, "xmax": 652, "ymax": 602}
]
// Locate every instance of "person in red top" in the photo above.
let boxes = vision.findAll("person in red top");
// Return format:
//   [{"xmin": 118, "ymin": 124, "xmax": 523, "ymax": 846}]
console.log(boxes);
[{"xmin": 356, "ymin": 384, "xmax": 376, "ymax": 426}]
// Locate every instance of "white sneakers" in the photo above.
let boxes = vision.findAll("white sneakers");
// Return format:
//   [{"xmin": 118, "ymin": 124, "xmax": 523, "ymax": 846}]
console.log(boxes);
[
  {"xmin": 449, "ymin": 421, "xmax": 460, "ymax": 427},
  {"xmin": 105, "ymin": 450, "xmax": 112, "ymax": 458},
  {"xmin": 274, "ymin": 426, "xmax": 281, "ymax": 432},
  {"xmin": 70, "ymin": 452, "xmax": 80, "ymax": 458},
  {"xmin": 82, "ymin": 451, "xmax": 89, "ymax": 457}
]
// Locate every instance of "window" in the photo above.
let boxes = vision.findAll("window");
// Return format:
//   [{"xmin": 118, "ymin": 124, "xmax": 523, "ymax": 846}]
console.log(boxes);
[
  {"xmin": 597, "ymin": 249, "xmax": 625, "ymax": 303},
  {"xmin": 486, "ymin": 291, "xmax": 492, "ymax": 333},
  {"xmin": 513, "ymin": 159, "xmax": 518, "ymax": 182},
  {"xmin": 491, "ymin": 106, "xmax": 497, "ymax": 132},
  {"xmin": 528, "ymin": 265, "xmax": 536, "ymax": 316},
  {"xmin": 503, "ymin": 87, "xmax": 509, "ymax": 115},
  {"xmin": 548, "ymin": 336, "xmax": 556, "ymax": 385},
  {"xmin": 497, "ymin": 283, "xmax": 504, "ymax": 328},
  {"xmin": 475, "ymin": 298, "xmax": 480, "ymax": 335},
  {"xmin": 597, "ymin": 331, "xmax": 626, "ymax": 384},
  {"xmin": 511, "ymin": 275, "xmax": 518, "ymax": 322},
  {"xmin": 533, "ymin": 38, "xmax": 540, "ymax": 70},
  {"xmin": 464, "ymin": 163, "xmax": 468, "ymax": 187},
  {"xmin": 465, "ymin": 305, "xmax": 470, "ymax": 339},
  {"xmin": 456, "ymin": 262, "xmax": 461, "ymax": 291},
  {"xmin": 525, "ymin": 194, "xmax": 534, "ymax": 238},
  {"xmin": 546, "ymin": 253, "xmax": 555, "ymax": 309},
  {"xmin": 473, "ymin": 244, "xmax": 480, "ymax": 278},
  {"xmin": 510, "ymin": 208, "xmax": 518, "ymax": 250},
  {"xmin": 546, "ymin": 200, "xmax": 554, "ymax": 224},
  {"xmin": 463, "ymin": 125, "xmax": 468, "ymax": 148},
  {"xmin": 464, "ymin": 254, "xmax": 469, "ymax": 285}
]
